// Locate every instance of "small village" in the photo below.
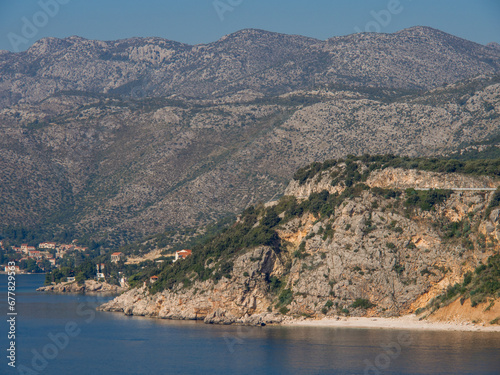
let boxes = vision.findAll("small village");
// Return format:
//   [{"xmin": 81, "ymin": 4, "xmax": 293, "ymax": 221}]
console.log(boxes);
[
  {"xmin": 0, "ymin": 238, "xmax": 192, "ymax": 285},
  {"xmin": 1, "ymin": 239, "xmax": 89, "ymax": 273}
]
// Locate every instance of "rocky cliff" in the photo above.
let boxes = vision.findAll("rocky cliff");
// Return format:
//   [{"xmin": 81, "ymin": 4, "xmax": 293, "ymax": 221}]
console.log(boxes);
[{"xmin": 98, "ymin": 158, "xmax": 500, "ymax": 326}]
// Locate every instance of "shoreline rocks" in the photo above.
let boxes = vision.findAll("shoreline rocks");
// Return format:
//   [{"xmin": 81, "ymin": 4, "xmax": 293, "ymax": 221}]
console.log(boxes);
[{"xmin": 37, "ymin": 280, "xmax": 127, "ymax": 294}]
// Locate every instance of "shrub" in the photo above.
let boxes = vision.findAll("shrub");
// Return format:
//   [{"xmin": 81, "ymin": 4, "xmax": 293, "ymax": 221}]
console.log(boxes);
[
  {"xmin": 279, "ymin": 306, "xmax": 290, "ymax": 315},
  {"xmin": 393, "ymin": 263, "xmax": 405, "ymax": 275},
  {"xmin": 426, "ymin": 254, "xmax": 500, "ymax": 311},
  {"xmin": 351, "ymin": 298, "xmax": 375, "ymax": 309},
  {"xmin": 278, "ymin": 289, "xmax": 294, "ymax": 306},
  {"xmin": 340, "ymin": 308, "xmax": 350, "ymax": 315},
  {"xmin": 462, "ymin": 272, "xmax": 472, "ymax": 286},
  {"xmin": 268, "ymin": 276, "xmax": 282, "ymax": 292},
  {"xmin": 261, "ymin": 210, "xmax": 281, "ymax": 228},
  {"xmin": 293, "ymin": 249, "xmax": 308, "ymax": 259},
  {"xmin": 405, "ymin": 188, "xmax": 453, "ymax": 211},
  {"xmin": 75, "ymin": 272, "xmax": 86, "ymax": 285},
  {"xmin": 293, "ymin": 162, "xmax": 323, "ymax": 184},
  {"xmin": 371, "ymin": 187, "xmax": 402, "ymax": 199},
  {"xmin": 490, "ymin": 317, "xmax": 500, "ymax": 325},
  {"xmin": 444, "ymin": 220, "xmax": 471, "ymax": 239}
]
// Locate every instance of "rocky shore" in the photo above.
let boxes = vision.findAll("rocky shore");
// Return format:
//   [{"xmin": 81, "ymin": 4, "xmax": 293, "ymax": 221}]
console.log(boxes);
[
  {"xmin": 37, "ymin": 280, "xmax": 127, "ymax": 294},
  {"xmin": 97, "ymin": 247, "xmax": 289, "ymax": 326},
  {"xmin": 98, "ymin": 289, "xmax": 500, "ymax": 331}
]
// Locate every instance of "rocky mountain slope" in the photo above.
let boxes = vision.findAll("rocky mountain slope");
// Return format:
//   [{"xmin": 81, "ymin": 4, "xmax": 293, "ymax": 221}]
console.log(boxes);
[
  {"xmin": 1, "ymin": 76, "xmax": 499, "ymax": 245},
  {"xmin": 1, "ymin": 27, "xmax": 500, "ymax": 108},
  {"xmin": 98, "ymin": 157, "xmax": 500, "ymax": 326}
]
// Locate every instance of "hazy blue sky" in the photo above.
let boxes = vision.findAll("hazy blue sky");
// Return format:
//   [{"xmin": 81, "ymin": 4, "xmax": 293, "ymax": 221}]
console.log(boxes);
[{"xmin": 0, "ymin": 0, "xmax": 499, "ymax": 52}]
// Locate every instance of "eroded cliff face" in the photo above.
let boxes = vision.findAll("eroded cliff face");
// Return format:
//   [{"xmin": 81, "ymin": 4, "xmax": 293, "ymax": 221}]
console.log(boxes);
[
  {"xmin": 99, "ymin": 166, "xmax": 500, "ymax": 325},
  {"xmin": 285, "ymin": 166, "xmax": 498, "ymax": 197},
  {"xmin": 279, "ymin": 191, "xmax": 498, "ymax": 317}
]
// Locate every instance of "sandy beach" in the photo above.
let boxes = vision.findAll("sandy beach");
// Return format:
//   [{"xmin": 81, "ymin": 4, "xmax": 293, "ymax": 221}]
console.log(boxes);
[{"xmin": 284, "ymin": 315, "xmax": 500, "ymax": 332}]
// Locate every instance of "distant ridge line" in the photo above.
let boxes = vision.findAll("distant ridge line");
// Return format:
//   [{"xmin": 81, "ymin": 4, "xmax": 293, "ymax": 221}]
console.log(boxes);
[{"xmin": 414, "ymin": 188, "xmax": 498, "ymax": 191}]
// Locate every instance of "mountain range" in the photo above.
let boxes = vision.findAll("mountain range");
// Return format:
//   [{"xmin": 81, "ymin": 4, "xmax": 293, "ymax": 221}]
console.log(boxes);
[
  {"xmin": 0, "ymin": 26, "xmax": 499, "ymax": 245},
  {"xmin": 1, "ymin": 26, "xmax": 500, "ymax": 108}
]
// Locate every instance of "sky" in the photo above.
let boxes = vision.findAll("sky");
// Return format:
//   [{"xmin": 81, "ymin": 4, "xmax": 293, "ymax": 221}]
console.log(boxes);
[{"xmin": 0, "ymin": 0, "xmax": 499, "ymax": 52}]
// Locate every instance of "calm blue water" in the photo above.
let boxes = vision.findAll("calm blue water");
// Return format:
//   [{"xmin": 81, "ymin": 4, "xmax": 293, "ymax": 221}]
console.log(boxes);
[{"xmin": 1, "ymin": 274, "xmax": 499, "ymax": 375}]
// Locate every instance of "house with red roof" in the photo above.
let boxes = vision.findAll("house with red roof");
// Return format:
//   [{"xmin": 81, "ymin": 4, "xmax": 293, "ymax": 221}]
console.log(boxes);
[
  {"xmin": 174, "ymin": 249, "xmax": 192, "ymax": 262},
  {"xmin": 111, "ymin": 252, "xmax": 125, "ymax": 263}
]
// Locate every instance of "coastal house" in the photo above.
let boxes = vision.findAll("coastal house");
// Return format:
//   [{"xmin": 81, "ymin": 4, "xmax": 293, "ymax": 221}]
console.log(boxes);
[
  {"xmin": 150, "ymin": 275, "xmax": 158, "ymax": 284},
  {"xmin": 96, "ymin": 263, "xmax": 106, "ymax": 271},
  {"xmin": 39, "ymin": 242, "xmax": 56, "ymax": 249},
  {"xmin": 96, "ymin": 263, "xmax": 106, "ymax": 279},
  {"xmin": 59, "ymin": 244, "xmax": 75, "ymax": 252},
  {"xmin": 4, "ymin": 265, "xmax": 20, "ymax": 273},
  {"xmin": 111, "ymin": 252, "xmax": 125, "ymax": 263},
  {"xmin": 174, "ymin": 249, "xmax": 192, "ymax": 262},
  {"xmin": 67, "ymin": 277, "xmax": 76, "ymax": 282},
  {"xmin": 119, "ymin": 276, "xmax": 128, "ymax": 288},
  {"xmin": 28, "ymin": 250, "xmax": 43, "ymax": 259},
  {"xmin": 20, "ymin": 244, "xmax": 29, "ymax": 254}
]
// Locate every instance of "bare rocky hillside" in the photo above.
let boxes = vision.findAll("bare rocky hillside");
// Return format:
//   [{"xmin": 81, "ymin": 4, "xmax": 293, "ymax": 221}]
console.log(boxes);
[{"xmin": 0, "ymin": 76, "xmax": 499, "ymax": 244}]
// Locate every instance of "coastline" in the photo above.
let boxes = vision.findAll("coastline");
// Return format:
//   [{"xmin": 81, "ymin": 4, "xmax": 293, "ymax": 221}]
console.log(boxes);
[
  {"xmin": 284, "ymin": 315, "xmax": 500, "ymax": 332},
  {"xmin": 97, "ymin": 284, "xmax": 500, "ymax": 332}
]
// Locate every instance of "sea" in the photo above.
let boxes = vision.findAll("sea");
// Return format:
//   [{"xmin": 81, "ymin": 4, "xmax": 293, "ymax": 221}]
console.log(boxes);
[{"xmin": 1, "ymin": 274, "xmax": 499, "ymax": 375}]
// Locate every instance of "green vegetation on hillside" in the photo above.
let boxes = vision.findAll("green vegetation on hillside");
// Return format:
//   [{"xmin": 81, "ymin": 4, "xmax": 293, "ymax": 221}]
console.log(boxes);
[
  {"xmin": 44, "ymin": 261, "xmax": 96, "ymax": 285},
  {"xmin": 127, "ymin": 155, "xmax": 500, "ymax": 295},
  {"xmin": 116, "ymin": 215, "xmax": 237, "ymax": 258},
  {"xmin": 131, "ymin": 183, "xmax": 376, "ymax": 293},
  {"xmin": 451, "ymin": 133, "xmax": 500, "ymax": 160},
  {"xmin": 143, "ymin": 206, "xmax": 283, "ymax": 293},
  {"xmin": 425, "ymin": 254, "xmax": 500, "ymax": 312},
  {"xmin": 293, "ymin": 155, "xmax": 500, "ymax": 185},
  {"xmin": 404, "ymin": 188, "xmax": 453, "ymax": 211},
  {"xmin": 485, "ymin": 187, "xmax": 500, "ymax": 218}
]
